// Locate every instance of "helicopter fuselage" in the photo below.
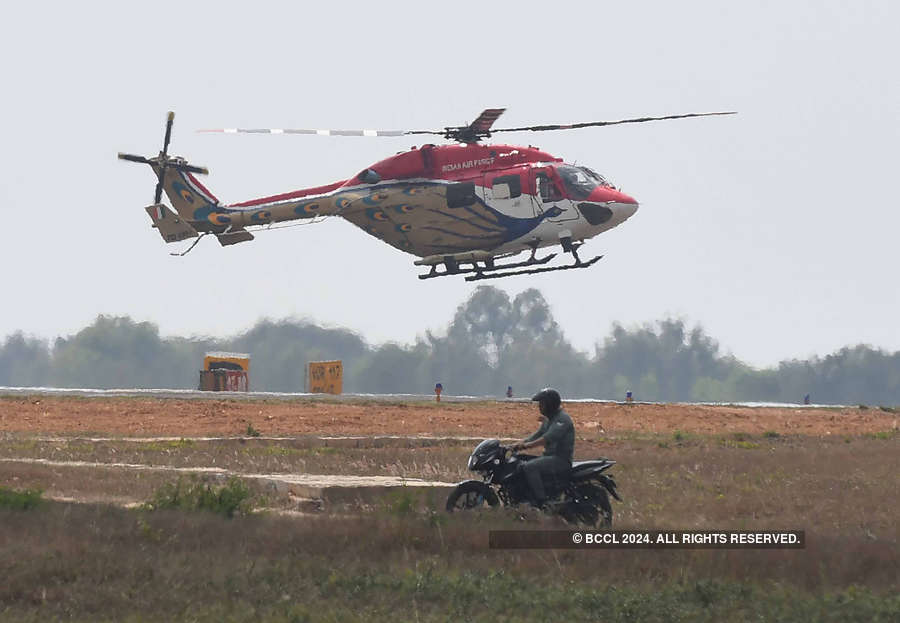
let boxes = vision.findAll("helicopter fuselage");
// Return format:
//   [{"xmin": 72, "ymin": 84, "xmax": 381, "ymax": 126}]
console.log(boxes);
[{"xmin": 157, "ymin": 142, "xmax": 638, "ymax": 268}]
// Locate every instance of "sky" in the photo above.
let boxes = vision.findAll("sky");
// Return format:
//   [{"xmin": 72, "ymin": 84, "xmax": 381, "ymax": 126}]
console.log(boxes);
[{"xmin": 1, "ymin": 1, "xmax": 897, "ymax": 368}]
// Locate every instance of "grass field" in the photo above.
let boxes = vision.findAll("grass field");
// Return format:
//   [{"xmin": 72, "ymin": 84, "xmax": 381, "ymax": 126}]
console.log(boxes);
[
  {"xmin": 1, "ymin": 500, "xmax": 898, "ymax": 622},
  {"xmin": 0, "ymin": 405, "xmax": 898, "ymax": 621}
]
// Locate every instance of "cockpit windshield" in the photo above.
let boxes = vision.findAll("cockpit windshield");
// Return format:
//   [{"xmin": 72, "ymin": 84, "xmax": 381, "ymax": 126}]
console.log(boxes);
[{"xmin": 556, "ymin": 165, "xmax": 612, "ymax": 200}]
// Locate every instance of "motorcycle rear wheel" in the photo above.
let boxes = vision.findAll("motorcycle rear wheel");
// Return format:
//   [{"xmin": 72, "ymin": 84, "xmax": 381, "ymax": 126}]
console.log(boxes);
[{"xmin": 575, "ymin": 482, "xmax": 613, "ymax": 528}]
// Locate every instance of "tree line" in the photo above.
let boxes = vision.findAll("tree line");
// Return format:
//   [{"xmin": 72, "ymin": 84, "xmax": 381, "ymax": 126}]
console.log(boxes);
[{"xmin": 2, "ymin": 286, "xmax": 899, "ymax": 405}]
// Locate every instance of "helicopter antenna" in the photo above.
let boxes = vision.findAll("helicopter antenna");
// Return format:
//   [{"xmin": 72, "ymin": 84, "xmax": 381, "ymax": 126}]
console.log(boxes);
[{"xmin": 169, "ymin": 233, "xmax": 209, "ymax": 256}]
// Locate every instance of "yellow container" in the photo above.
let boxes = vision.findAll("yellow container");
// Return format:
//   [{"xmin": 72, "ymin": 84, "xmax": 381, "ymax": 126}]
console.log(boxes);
[
  {"xmin": 308, "ymin": 360, "xmax": 343, "ymax": 394},
  {"xmin": 204, "ymin": 352, "xmax": 250, "ymax": 372}
]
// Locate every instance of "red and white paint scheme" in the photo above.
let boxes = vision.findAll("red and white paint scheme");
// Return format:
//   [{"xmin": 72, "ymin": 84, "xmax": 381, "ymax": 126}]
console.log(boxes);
[{"xmin": 120, "ymin": 109, "xmax": 733, "ymax": 280}]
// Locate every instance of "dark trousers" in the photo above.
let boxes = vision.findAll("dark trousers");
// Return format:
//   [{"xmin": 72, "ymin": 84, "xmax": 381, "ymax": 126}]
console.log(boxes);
[{"xmin": 522, "ymin": 455, "xmax": 570, "ymax": 504}]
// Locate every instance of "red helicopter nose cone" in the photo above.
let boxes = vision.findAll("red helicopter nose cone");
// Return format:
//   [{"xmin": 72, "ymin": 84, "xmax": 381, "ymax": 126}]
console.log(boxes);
[
  {"xmin": 587, "ymin": 187, "xmax": 639, "ymax": 220},
  {"xmin": 614, "ymin": 191, "xmax": 638, "ymax": 219},
  {"xmin": 588, "ymin": 186, "xmax": 636, "ymax": 204},
  {"xmin": 617, "ymin": 191, "xmax": 638, "ymax": 205}
]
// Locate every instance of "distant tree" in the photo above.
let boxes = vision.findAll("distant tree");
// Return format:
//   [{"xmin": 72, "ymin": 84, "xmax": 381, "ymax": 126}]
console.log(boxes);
[
  {"xmin": 447, "ymin": 286, "xmax": 515, "ymax": 367},
  {"xmin": 224, "ymin": 319, "xmax": 369, "ymax": 392},
  {"xmin": 50, "ymin": 316, "xmax": 188, "ymax": 388},
  {"xmin": 593, "ymin": 319, "xmax": 733, "ymax": 401},
  {"xmin": 0, "ymin": 332, "xmax": 51, "ymax": 387},
  {"xmin": 2, "ymin": 288, "xmax": 900, "ymax": 404},
  {"xmin": 353, "ymin": 342, "xmax": 429, "ymax": 394},
  {"xmin": 498, "ymin": 289, "xmax": 592, "ymax": 397},
  {"xmin": 777, "ymin": 345, "xmax": 900, "ymax": 405}
]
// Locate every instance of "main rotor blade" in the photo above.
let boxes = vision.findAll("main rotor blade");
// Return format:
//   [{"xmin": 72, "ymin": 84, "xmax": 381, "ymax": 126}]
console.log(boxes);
[
  {"xmin": 198, "ymin": 127, "xmax": 442, "ymax": 137},
  {"xmin": 469, "ymin": 108, "xmax": 506, "ymax": 133},
  {"xmin": 491, "ymin": 111, "xmax": 737, "ymax": 134}
]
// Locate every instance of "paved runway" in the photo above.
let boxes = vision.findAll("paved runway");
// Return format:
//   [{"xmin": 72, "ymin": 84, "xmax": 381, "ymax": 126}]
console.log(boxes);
[{"xmin": 0, "ymin": 386, "xmax": 835, "ymax": 408}]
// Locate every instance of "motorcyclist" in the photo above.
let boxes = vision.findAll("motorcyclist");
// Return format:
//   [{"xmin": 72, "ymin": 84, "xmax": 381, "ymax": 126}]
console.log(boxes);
[{"xmin": 511, "ymin": 388, "xmax": 575, "ymax": 508}]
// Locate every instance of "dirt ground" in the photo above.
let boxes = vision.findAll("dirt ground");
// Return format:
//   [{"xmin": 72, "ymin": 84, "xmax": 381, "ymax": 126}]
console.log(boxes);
[{"xmin": 0, "ymin": 396, "xmax": 896, "ymax": 437}]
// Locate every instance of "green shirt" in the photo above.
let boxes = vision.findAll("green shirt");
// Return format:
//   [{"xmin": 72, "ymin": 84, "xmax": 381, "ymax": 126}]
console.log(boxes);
[{"xmin": 525, "ymin": 409, "xmax": 575, "ymax": 462}]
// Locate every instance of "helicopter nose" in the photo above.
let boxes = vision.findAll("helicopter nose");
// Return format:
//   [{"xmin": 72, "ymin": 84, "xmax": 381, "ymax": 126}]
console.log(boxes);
[
  {"xmin": 613, "ymin": 195, "xmax": 639, "ymax": 220},
  {"xmin": 588, "ymin": 187, "xmax": 638, "ymax": 221}
]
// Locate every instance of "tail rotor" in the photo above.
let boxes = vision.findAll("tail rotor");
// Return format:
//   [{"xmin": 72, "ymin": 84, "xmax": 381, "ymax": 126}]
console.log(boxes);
[{"xmin": 118, "ymin": 111, "xmax": 209, "ymax": 204}]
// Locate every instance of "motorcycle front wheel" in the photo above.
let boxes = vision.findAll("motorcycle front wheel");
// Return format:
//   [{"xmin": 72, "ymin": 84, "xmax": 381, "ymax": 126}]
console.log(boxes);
[{"xmin": 445, "ymin": 481, "xmax": 500, "ymax": 512}]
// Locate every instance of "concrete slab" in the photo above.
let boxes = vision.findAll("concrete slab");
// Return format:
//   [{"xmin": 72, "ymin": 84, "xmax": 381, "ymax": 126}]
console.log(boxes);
[{"xmin": 0, "ymin": 456, "xmax": 456, "ymax": 508}]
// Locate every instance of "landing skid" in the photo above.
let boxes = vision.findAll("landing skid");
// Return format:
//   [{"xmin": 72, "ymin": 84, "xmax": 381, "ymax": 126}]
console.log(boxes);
[
  {"xmin": 465, "ymin": 255, "xmax": 603, "ymax": 281},
  {"xmin": 418, "ymin": 253, "xmax": 557, "ymax": 280}
]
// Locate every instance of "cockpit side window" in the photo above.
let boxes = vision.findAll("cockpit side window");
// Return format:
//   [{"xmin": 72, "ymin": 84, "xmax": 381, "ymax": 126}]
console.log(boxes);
[
  {"xmin": 556, "ymin": 165, "xmax": 600, "ymax": 200},
  {"xmin": 535, "ymin": 172, "xmax": 563, "ymax": 202},
  {"xmin": 582, "ymin": 166, "xmax": 611, "ymax": 187}
]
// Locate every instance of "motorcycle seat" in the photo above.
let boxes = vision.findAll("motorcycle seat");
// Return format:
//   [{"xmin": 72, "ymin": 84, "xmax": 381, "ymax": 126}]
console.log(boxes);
[
  {"xmin": 572, "ymin": 458, "xmax": 609, "ymax": 467},
  {"xmin": 570, "ymin": 459, "xmax": 614, "ymax": 476}
]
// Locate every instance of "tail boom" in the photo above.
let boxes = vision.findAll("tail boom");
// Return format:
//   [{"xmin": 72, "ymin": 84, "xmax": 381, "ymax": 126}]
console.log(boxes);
[{"xmin": 155, "ymin": 165, "xmax": 348, "ymax": 231}]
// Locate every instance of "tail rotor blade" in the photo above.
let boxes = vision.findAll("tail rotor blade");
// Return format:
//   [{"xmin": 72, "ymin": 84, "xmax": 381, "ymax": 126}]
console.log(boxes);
[
  {"xmin": 161, "ymin": 111, "xmax": 175, "ymax": 157},
  {"xmin": 170, "ymin": 163, "xmax": 209, "ymax": 175},
  {"xmin": 156, "ymin": 112, "xmax": 176, "ymax": 204},
  {"xmin": 118, "ymin": 153, "xmax": 151, "ymax": 164}
]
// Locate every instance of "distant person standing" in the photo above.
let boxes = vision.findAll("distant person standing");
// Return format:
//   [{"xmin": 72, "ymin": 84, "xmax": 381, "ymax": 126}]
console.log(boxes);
[
  {"xmin": 804, "ymin": 394, "xmax": 811, "ymax": 405},
  {"xmin": 506, "ymin": 386, "xmax": 513, "ymax": 398}
]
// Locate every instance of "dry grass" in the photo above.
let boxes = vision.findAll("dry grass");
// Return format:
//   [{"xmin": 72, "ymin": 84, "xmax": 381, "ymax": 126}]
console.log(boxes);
[
  {"xmin": 0, "ymin": 501, "xmax": 897, "ymax": 622},
  {"xmin": 0, "ymin": 431, "xmax": 897, "ymax": 620},
  {"xmin": 1, "ymin": 433, "xmax": 897, "ymax": 535}
]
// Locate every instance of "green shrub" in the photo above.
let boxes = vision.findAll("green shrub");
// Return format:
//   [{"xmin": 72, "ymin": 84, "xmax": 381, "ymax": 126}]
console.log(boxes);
[
  {"xmin": 0, "ymin": 486, "xmax": 43, "ymax": 510},
  {"xmin": 763, "ymin": 430, "xmax": 781, "ymax": 438},
  {"xmin": 719, "ymin": 439, "xmax": 761, "ymax": 450},
  {"xmin": 246, "ymin": 423, "xmax": 261, "ymax": 437},
  {"xmin": 382, "ymin": 487, "xmax": 419, "ymax": 517},
  {"xmin": 143, "ymin": 476, "xmax": 253, "ymax": 518}
]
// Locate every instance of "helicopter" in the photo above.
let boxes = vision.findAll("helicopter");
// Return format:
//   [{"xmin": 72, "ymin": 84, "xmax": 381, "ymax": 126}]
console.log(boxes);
[{"xmin": 118, "ymin": 109, "xmax": 734, "ymax": 281}]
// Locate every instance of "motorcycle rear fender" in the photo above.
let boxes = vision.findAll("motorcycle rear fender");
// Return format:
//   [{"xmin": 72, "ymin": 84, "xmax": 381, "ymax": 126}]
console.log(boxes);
[
  {"xmin": 597, "ymin": 474, "xmax": 622, "ymax": 501},
  {"xmin": 571, "ymin": 464, "xmax": 613, "ymax": 480}
]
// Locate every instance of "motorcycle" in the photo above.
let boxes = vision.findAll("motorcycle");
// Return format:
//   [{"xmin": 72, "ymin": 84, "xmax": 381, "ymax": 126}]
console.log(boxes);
[{"xmin": 445, "ymin": 438, "xmax": 621, "ymax": 527}]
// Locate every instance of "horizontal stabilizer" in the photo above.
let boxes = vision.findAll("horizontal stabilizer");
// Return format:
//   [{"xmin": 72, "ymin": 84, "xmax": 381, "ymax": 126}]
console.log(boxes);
[
  {"xmin": 145, "ymin": 204, "xmax": 198, "ymax": 243},
  {"xmin": 216, "ymin": 228, "xmax": 254, "ymax": 246}
]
